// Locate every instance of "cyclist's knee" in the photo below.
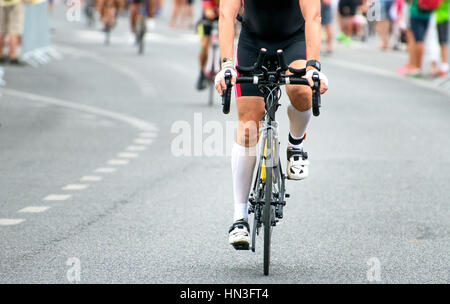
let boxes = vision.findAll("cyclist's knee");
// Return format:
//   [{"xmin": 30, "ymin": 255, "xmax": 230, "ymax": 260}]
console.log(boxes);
[
  {"xmin": 237, "ymin": 120, "xmax": 259, "ymax": 147},
  {"xmin": 286, "ymin": 85, "xmax": 312, "ymax": 111}
]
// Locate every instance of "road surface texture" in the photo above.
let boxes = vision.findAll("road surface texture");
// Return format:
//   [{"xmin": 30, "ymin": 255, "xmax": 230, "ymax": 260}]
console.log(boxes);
[{"xmin": 0, "ymin": 2, "xmax": 448, "ymax": 283}]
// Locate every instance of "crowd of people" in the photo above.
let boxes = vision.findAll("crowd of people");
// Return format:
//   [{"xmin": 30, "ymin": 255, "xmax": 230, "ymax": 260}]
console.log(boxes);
[
  {"xmin": 0, "ymin": 0, "xmax": 448, "ymax": 78},
  {"xmin": 320, "ymin": 0, "xmax": 449, "ymax": 77}
]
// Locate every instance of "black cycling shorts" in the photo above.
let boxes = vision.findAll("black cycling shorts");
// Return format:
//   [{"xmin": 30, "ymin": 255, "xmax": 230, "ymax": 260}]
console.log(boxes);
[
  {"xmin": 236, "ymin": 26, "xmax": 306, "ymax": 98},
  {"xmin": 201, "ymin": 16, "xmax": 218, "ymax": 36}
]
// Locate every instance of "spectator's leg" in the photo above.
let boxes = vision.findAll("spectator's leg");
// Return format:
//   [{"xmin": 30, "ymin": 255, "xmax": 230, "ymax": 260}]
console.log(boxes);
[
  {"xmin": 0, "ymin": 35, "xmax": 5, "ymax": 59},
  {"xmin": 325, "ymin": 24, "xmax": 333, "ymax": 52},
  {"xmin": 437, "ymin": 20, "xmax": 449, "ymax": 75},
  {"xmin": 8, "ymin": 3, "xmax": 24, "ymax": 61},
  {"xmin": 0, "ymin": 6, "xmax": 6, "ymax": 59},
  {"xmin": 8, "ymin": 34, "xmax": 19, "ymax": 60}
]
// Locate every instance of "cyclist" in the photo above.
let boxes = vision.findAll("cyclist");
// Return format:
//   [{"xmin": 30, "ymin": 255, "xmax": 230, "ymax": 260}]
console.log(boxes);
[
  {"xmin": 128, "ymin": 0, "xmax": 156, "ymax": 43},
  {"xmin": 99, "ymin": 0, "xmax": 123, "ymax": 32},
  {"xmin": 196, "ymin": 0, "xmax": 219, "ymax": 90},
  {"xmin": 215, "ymin": 0, "xmax": 328, "ymax": 249}
]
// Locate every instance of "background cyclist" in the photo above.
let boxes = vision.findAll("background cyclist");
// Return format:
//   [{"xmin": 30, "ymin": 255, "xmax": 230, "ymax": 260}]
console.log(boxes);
[{"xmin": 196, "ymin": 0, "xmax": 219, "ymax": 90}]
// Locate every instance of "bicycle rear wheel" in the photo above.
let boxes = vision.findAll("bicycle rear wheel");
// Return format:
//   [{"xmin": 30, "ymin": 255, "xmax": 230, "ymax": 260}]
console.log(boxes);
[{"xmin": 263, "ymin": 132, "xmax": 273, "ymax": 276}]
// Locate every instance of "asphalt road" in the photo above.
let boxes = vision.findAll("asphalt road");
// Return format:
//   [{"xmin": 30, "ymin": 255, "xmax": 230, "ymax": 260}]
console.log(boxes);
[{"xmin": 0, "ymin": 2, "xmax": 449, "ymax": 283}]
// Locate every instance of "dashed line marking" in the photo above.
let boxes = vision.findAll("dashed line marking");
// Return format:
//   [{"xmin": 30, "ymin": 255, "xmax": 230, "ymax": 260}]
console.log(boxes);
[
  {"xmin": 18, "ymin": 206, "xmax": 50, "ymax": 213},
  {"xmin": 63, "ymin": 184, "xmax": 89, "ymax": 191},
  {"xmin": 126, "ymin": 145, "xmax": 147, "ymax": 152},
  {"xmin": 118, "ymin": 152, "xmax": 138, "ymax": 158},
  {"xmin": 80, "ymin": 175, "xmax": 103, "ymax": 182},
  {"xmin": 134, "ymin": 138, "xmax": 153, "ymax": 145},
  {"xmin": 108, "ymin": 159, "xmax": 130, "ymax": 165},
  {"xmin": 43, "ymin": 194, "xmax": 72, "ymax": 201},
  {"xmin": 0, "ymin": 219, "xmax": 25, "ymax": 226},
  {"xmin": 95, "ymin": 167, "xmax": 117, "ymax": 173}
]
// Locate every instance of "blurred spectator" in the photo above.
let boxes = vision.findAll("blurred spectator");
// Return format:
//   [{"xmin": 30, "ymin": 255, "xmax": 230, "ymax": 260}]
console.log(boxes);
[
  {"xmin": 408, "ymin": 0, "xmax": 433, "ymax": 76},
  {"xmin": 170, "ymin": 0, "xmax": 186, "ymax": 28},
  {"xmin": 321, "ymin": 0, "xmax": 334, "ymax": 54},
  {"xmin": 48, "ymin": 0, "xmax": 54, "ymax": 16},
  {"xmin": 0, "ymin": 0, "xmax": 25, "ymax": 65},
  {"xmin": 338, "ymin": 0, "xmax": 357, "ymax": 43},
  {"xmin": 376, "ymin": 0, "xmax": 394, "ymax": 50},
  {"xmin": 397, "ymin": 0, "xmax": 417, "ymax": 74},
  {"xmin": 390, "ymin": 0, "xmax": 405, "ymax": 50},
  {"xmin": 435, "ymin": 0, "xmax": 449, "ymax": 76},
  {"xmin": 182, "ymin": 0, "xmax": 194, "ymax": 29}
]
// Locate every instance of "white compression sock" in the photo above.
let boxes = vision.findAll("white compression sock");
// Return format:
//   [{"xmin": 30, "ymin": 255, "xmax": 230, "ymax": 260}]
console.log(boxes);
[
  {"xmin": 231, "ymin": 142, "xmax": 256, "ymax": 221},
  {"xmin": 287, "ymin": 105, "xmax": 312, "ymax": 149}
]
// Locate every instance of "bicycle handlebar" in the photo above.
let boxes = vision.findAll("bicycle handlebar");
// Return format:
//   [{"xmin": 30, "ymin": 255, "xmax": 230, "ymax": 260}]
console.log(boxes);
[{"xmin": 221, "ymin": 48, "xmax": 322, "ymax": 116}]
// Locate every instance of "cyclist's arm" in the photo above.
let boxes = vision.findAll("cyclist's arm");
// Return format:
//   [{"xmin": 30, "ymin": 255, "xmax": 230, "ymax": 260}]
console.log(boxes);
[
  {"xmin": 299, "ymin": 0, "xmax": 321, "ymax": 67},
  {"xmin": 219, "ymin": 0, "xmax": 240, "ymax": 66},
  {"xmin": 215, "ymin": 0, "xmax": 240, "ymax": 94}
]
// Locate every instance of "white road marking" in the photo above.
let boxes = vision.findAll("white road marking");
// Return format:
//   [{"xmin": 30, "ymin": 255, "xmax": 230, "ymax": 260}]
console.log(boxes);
[
  {"xmin": 127, "ymin": 145, "xmax": 147, "ymax": 152},
  {"xmin": 118, "ymin": 152, "xmax": 138, "ymax": 158},
  {"xmin": 63, "ymin": 184, "xmax": 89, "ymax": 190},
  {"xmin": 94, "ymin": 167, "xmax": 117, "ymax": 173},
  {"xmin": 54, "ymin": 45, "xmax": 159, "ymax": 99},
  {"xmin": 2, "ymin": 88, "xmax": 158, "ymax": 132},
  {"xmin": 0, "ymin": 219, "xmax": 25, "ymax": 226},
  {"xmin": 324, "ymin": 57, "xmax": 450, "ymax": 97},
  {"xmin": 108, "ymin": 159, "xmax": 130, "ymax": 165},
  {"xmin": 134, "ymin": 138, "xmax": 153, "ymax": 145},
  {"xmin": 43, "ymin": 194, "xmax": 72, "ymax": 201},
  {"xmin": 80, "ymin": 175, "xmax": 103, "ymax": 182},
  {"xmin": 18, "ymin": 206, "xmax": 50, "ymax": 213}
]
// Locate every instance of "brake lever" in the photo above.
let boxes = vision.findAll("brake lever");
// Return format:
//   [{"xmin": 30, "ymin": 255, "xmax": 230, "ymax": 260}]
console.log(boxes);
[
  {"xmin": 312, "ymin": 72, "xmax": 321, "ymax": 116},
  {"xmin": 222, "ymin": 71, "xmax": 233, "ymax": 114}
]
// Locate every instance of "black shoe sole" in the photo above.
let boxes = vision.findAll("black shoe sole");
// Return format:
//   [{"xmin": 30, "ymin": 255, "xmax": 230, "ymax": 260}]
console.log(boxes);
[{"xmin": 231, "ymin": 241, "xmax": 250, "ymax": 250}]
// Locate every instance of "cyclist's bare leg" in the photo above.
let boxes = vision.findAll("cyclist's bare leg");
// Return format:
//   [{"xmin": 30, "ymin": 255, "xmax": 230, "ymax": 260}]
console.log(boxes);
[
  {"xmin": 285, "ymin": 59, "xmax": 312, "ymax": 179},
  {"xmin": 232, "ymin": 96, "xmax": 264, "ymax": 221},
  {"xmin": 103, "ymin": 0, "xmax": 116, "ymax": 27},
  {"xmin": 285, "ymin": 59, "xmax": 312, "ymax": 139},
  {"xmin": 235, "ymin": 97, "xmax": 264, "ymax": 147},
  {"xmin": 147, "ymin": 0, "xmax": 156, "ymax": 17},
  {"xmin": 129, "ymin": 3, "xmax": 139, "ymax": 33},
  {"xmin": 199, "ymin": 35, "xmax": 210, "ymax": 73}
]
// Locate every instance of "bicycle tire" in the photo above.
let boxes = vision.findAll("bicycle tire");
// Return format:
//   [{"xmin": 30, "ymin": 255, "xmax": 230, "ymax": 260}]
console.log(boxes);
[
  {"xmin": 138, "ymin": 35, "xmax": 145, "ymax": 55},
  {"xmin": 263, "ymin": 133, "xmax": 273, "ymax": 276},
  {"xmin": 104, "ymin": 25, "xmax": 111, "ymax": 46}
]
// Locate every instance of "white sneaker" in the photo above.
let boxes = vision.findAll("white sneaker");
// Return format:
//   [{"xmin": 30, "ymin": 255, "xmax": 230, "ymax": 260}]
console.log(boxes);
[
  {"xmin": 228, "ymin": 219, "xmax": 250, "ymax": 250},
  {"xmin": 286, "ymin": 147, "xmax": 309, "ymax": 180}
]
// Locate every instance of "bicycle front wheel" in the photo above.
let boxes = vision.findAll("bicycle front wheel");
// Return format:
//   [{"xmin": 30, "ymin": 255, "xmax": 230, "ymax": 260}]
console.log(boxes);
[{"xmin": 263, "ymin": 132, "xmax": 273, "ymax": 276}]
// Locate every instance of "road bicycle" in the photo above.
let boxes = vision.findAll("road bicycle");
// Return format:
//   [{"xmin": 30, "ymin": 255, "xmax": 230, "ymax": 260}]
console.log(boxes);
[
  {"xmin": 204, "ymin": 20, "xmax": 220, "ymax": 106},
  {"xmin": 135, "ymin": 4, "xmax": 147, "ymax": 55},
  {"xmin": 221, "ymin": 48, "xmax": 322, "ymax": 275},
  {"xmin": 84, "ymin": 0, "xmax": 96, "ymax": 28}
]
